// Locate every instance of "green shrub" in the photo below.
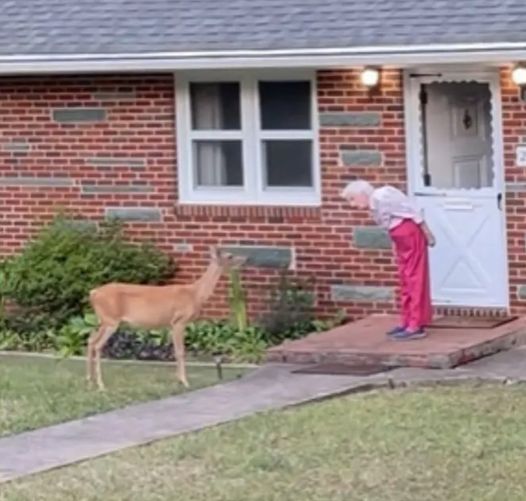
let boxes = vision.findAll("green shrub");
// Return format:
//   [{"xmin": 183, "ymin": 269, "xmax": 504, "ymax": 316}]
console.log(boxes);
[
  {"xmin": 185, "ymin": 321, "xmax": 267, "ymax": 362},
  {"xmin": 257, "ymin": 271, "xmax": 317, "ymax": 343},
  {"xmin": 0, "ymin": 328, "xmax": 54, "ymax": 352},
  {"xmin": 45, "ymin": 312, "xmax": 268, "ymax": 363},
  {"xmin": 56, "ymin": 311, "xmax": 98, "ymax": 357},
  {"xmin": 0, "ymin": 214, "xmax": 174, "ymax": 330}
]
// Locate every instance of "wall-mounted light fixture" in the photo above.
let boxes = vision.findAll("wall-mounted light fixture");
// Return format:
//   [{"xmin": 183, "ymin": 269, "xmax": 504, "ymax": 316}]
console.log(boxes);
[
  {"xmin": 511, "ymin": 64, "xmax": 526, "ymax": 101},
  {"xmin": 512, "ymin": 65, "xmax": 526, "ymax": 86},
  {"xmin": 360, "ymin": 67, "xmax": 380, "ymax": 88}
]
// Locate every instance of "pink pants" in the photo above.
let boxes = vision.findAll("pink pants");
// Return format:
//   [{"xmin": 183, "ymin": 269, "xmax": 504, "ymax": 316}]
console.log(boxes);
[{"xmin": 389, "ymin": 219, "xmax": 432, "ymax": 331}]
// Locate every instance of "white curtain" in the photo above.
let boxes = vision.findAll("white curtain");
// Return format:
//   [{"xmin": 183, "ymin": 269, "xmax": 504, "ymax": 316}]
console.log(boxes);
[{"xmin": 193, "ymin": 84, "xmax": 227, "ymax": 186}]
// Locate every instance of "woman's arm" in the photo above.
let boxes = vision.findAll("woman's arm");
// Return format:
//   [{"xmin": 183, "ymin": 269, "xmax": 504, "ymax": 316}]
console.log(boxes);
[{"xmin": 420, "ymin": 221, "xmax": 436, "ymax": 247}]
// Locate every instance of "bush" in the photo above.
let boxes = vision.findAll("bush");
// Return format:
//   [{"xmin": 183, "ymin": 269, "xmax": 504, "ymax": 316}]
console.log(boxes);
[
  {"xmin": 258, "ymin": 271, "xmax": 319, "ymax": 343},
  {"xmin": 185, "ymin": 321, "xmax": 267, "ymax": 362},
  {"xmin": 257, "ymin": 270, "xmax": 347, "ymax": 345},
  {"xmin": 0, "ymin": 214, "xmax": 174, "ymax": 330},
  {"xmin": 0, "ymin": 328, "xmax": 54, "ymax": 352}
]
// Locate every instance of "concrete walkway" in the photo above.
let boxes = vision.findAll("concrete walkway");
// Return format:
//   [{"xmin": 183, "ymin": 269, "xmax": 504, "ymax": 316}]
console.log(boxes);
[{"xmin": 2, "ymin": 348, "xmax": 526, "ymax": 483}]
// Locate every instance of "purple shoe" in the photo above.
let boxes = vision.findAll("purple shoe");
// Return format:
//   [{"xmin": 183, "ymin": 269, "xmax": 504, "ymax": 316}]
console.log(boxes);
[
  {"xmin": 392, "ymin": 328, "xmax": 427, "ymax": 341},
  {"xmin": 386, "ymin": 325, "xmax": 406, "ymax": 337}
]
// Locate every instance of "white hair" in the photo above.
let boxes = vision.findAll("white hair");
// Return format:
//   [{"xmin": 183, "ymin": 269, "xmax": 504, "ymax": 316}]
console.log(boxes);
[{"xmin": 340, "ymin": 180, "xmax": 374, "ymax": 199}]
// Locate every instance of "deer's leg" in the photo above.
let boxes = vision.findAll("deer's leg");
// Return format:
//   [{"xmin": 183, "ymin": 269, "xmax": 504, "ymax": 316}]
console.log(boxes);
[
  {"xmin": 86, "ymin": 325, "xmax": 106, "ymax": 385},
  {"xmin": 93, "ymin": 325, "xmax": 118, "ymax": 391},
  {"xmin": 171, "ymin": 320, "xmax": 189, "ymax": 388}
]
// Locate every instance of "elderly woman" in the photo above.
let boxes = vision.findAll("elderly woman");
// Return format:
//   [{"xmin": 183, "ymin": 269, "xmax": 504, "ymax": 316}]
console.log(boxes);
[{"xmin": 341, "ymin": 180, "xmax": 435, "ymax": 340}]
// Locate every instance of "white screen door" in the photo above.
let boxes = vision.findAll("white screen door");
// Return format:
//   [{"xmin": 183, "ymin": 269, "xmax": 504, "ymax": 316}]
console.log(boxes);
[{"xmin": 405, "ymin": 71, "xmax": 508, "ymax": 308}]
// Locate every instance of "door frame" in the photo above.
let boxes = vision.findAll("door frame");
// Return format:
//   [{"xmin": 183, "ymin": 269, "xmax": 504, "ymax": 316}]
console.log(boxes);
[{"xmin": 403, "ymin": 67, "xmax": 510, "ymax": 309}]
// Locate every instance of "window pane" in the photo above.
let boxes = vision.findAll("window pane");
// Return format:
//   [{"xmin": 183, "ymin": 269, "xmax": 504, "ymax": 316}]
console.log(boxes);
[
  {"xmin": 263, "ymin": 140, "xmax": 312, "ymax": 187},
  {"xmin": 190, "ymin": 82, "xmax": 240, "ymax": 130},
  {"xmin": 259, "ymin": 81, "xmax": 311, "ymax": 130},
  {"xmin": 193, "ymin": 140, "xmax": 243, "ymax": 187},
  {"xmin": 422, "ymin": 81, "xmax": 494, "ymax": 189}
]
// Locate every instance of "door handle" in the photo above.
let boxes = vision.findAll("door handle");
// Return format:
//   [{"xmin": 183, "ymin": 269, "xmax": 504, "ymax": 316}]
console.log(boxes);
[{"xmin": 497, "ymin": 193, "xmax": 502, "ymax": 211}]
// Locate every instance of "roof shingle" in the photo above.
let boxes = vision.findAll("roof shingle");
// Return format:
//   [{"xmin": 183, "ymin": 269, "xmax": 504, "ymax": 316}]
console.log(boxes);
[{"xmin": 1, "ymin": 0, "xmax": 526, "ymax": 56}]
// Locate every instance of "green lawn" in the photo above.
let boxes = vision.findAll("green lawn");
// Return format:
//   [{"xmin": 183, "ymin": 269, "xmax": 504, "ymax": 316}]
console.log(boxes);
[
  {"xmin": 0, "ymin": 354, "xmax": 246, "ymax": 437},
  {"xmin": 3, "ymin": 383, "xmax": 526, "ymax": 501}
]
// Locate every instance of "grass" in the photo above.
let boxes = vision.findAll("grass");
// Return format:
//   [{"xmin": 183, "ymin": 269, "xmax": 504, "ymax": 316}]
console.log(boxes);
[
  {"xmin": 0, "ymin": 354, "xmax": 247, "ymax": 437},
  {"xmin": 3, "ymin": 383, "xmax": 526, "ymax": 501}
]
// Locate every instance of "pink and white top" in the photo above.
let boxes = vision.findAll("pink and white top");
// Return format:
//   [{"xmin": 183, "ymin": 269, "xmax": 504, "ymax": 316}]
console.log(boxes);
[{"xmin": 370, "ymin": 185, "xmax": 423, "ymax": 231}]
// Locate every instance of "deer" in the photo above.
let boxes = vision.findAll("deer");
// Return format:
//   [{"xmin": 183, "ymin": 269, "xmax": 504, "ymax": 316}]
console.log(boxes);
[{"xmin": 86, "ymin": 247, "xmax": 247, "ymax": 391}]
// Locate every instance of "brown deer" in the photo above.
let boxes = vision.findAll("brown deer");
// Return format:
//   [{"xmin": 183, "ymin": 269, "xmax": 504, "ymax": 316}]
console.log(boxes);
[{"xmin": 86, "ymin": 247, "xmax": 247, "ymax": 390}]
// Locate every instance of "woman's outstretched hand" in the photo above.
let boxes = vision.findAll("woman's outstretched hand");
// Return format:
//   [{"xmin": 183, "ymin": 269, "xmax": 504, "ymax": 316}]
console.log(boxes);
[{"xmin": 421, "ymin": 222, "xmax": 436, "ymax": 247}]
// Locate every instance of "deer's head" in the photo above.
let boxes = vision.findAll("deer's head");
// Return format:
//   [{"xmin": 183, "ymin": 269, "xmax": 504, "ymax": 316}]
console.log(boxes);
[{"xmin": 210, "ymin": 247, "xmax": 247, "ymax": 271}]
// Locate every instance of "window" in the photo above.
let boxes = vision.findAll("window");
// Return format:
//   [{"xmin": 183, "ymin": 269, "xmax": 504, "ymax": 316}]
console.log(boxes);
[{"xmin": 177, "ymin": 73, "xmax": 319, "ymax": 205}]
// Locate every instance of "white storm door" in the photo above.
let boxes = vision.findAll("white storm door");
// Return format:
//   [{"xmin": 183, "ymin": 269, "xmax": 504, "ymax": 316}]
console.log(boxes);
[{"xmin": 406, "ymin": 73, "xmax": 508, "ymax": 308}]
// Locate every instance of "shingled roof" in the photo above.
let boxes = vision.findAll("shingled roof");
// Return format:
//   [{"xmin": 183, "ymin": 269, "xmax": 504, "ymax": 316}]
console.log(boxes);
[{"xmin": 1, "ymin": 0, "xmax": 526, "ymax": 56}]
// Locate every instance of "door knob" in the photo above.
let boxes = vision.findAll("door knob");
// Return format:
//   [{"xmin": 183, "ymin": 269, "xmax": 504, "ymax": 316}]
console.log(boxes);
[{"xmin": 497, "ymin": 193, "xmax": 502, "ymax": 211}]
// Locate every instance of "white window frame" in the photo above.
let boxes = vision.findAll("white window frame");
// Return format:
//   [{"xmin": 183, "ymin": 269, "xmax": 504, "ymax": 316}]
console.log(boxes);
[{"xmin": 175, "ymin": 70, "xmax": 320, "ymax": 206}]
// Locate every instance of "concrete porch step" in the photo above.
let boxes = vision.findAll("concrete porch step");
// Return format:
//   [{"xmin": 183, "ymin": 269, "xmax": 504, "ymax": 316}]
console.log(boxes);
[{"xmin": 266, "ymin": 314, "xmax": 526, "ymax": 369}]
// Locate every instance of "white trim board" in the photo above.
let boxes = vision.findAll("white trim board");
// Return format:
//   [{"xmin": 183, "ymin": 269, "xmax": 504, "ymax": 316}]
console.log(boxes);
[{"xmin": 1, "ymin": 43, "xmax": 526, "ymax": 74}]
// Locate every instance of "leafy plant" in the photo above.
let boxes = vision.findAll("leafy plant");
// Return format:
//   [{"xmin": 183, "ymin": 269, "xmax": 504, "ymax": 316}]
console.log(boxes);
[
  {"xmin": 56, "ymin": 311, "xmax": 98, "ymax": 357},
  {"xmin": 0, "ymin": 328, "xmax": 54, "ymax": 352},
  {"xmin": 228, "ymin": 268, "xmax": 248, "ymax": 331},
  {"xmin": 185, "ymin": 320, "xmax": 268, "ymax": 363},
  {"xmin": 258, "ymin": 270, "xmax": 316, "ymax": 343},
  {"xmin": 228, "ymin": 326, "xmax": 268, "ymax": 363}
]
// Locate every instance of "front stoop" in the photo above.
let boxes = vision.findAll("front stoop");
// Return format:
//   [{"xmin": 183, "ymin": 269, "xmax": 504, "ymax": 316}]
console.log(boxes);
[{"xmin": 266, "ymin": 314, "xmax": 526, "ymax": 369}]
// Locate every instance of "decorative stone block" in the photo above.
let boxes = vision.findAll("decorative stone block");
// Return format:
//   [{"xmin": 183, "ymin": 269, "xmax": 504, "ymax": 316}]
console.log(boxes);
[
  {"xmin": 320, "ymin": 112, "xmax": 381, "ymax": 127},
  {"xmin": 57, "ymin": 219, "xmax": 97, "ymax": 231},
  {"xmin": 3, "ymin": 141, "xmax": 31, "ymax": 153},
  {"xmin": 0, "ymin": 176, "xmax": 73, "ymax": 187},
  {"xmin": 53, "ymin": 108, "xmax": 106, "ymax": 124},
  {"xmin": 105, "ymin": 207, "xmax": 162, "ymax": 222},
  {"xmin": 331, "ymin": 284, "xmax": 394, "ymax": 302},
  {"xmin": 173, "ymin": 242, "xmax": 194, "ymax": 253},
  {"xmin": 86, "ymin": 157, "xmax": 146, "ymax": 169},
  {"xmin": 81, "ymin": 183, "xmax": 152, "ymax": 194},
  {"xmin": 353, "ymin": 227, "xmax": 391, "ymax": 249},
  {"xmin": 517, "ymin": 285, "xmax": 526, "ymax": 300},
  {"xmin": 506, "ymin": 182, "xmax": 526, "ymax": 192},
  {"xmin": 93, "ymin": 91, "xmax": 136, "ymax": 101},
  {"xmin": 219, "ymin": 245, "xmax": 292, "ymax": 269},
  {"xmin": 341, "ymin": 149, "xmax": 382, "ymax": 167}
]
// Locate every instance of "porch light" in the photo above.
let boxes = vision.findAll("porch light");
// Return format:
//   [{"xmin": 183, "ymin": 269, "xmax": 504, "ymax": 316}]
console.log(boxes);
[
  {"xmin": 360, "ymin": 67, "xmax": 380, "ymax": 88},
  {"xmin": 512, "ymin": 65, "xmax": 526, "ymax": 86}
]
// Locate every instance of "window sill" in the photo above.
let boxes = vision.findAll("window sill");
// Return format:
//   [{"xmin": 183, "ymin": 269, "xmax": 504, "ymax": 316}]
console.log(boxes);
[{"xmin": 174, "ymin": 203, "xmax": 322, "ymax": 220}]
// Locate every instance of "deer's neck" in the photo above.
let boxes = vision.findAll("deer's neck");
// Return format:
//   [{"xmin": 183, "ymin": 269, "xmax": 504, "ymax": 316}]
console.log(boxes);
[{"xmin": 194, "ymin": 262, "xmax": 222, "ymax": 304}]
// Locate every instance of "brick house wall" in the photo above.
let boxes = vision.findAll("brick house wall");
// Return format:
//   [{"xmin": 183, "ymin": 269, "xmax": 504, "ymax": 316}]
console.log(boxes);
[
  {"xmin": 2, "ymin": 67, "xmax": 522, "ymax": 319},
  {"xmin": 502, "ymin": 65, "xmax": 526, "ymax": 315}
]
